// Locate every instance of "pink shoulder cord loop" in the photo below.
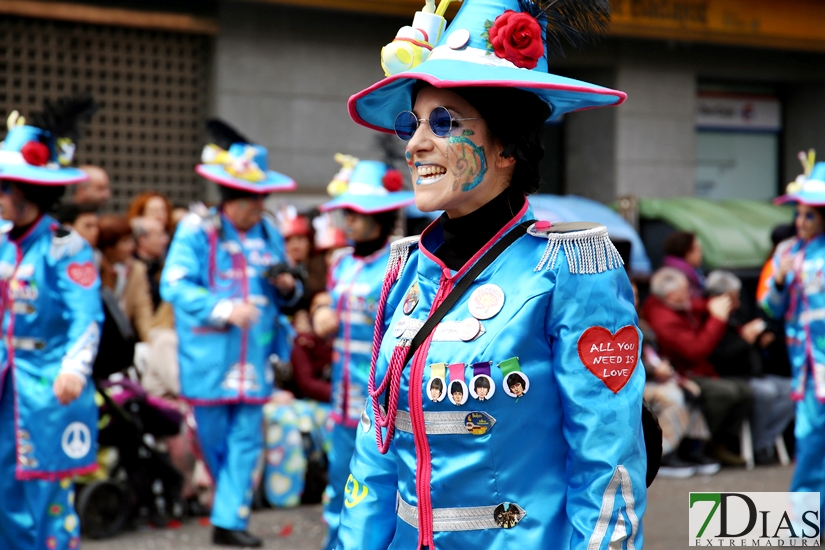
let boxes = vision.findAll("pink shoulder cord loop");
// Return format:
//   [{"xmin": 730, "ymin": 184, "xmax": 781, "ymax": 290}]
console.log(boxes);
[{"xmin": 367, "ymin": 259, "xmax": 405, "ymax": 454}]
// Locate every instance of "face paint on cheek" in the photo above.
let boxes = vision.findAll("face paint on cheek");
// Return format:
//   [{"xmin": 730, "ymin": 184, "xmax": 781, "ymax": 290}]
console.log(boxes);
[
  {"xmin": 405, "ymin": 150, "xmax": 413, "ymax": 177},
  {"xmin": 445, "ymin": 136, "xmax": 487, "ymax": 192}
]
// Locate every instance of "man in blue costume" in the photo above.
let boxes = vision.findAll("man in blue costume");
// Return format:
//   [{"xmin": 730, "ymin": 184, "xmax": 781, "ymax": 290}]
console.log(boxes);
[
  {"xmin": 0, "ymin": 96, "xmax": 103, "ymax": 550},
  {"xmin": 313, "ymin": 155, "xmax": 414, "ymax": 550},
  {"xmin": 161, "ymin": 120, "xmax": 300, "ymax": 547}
]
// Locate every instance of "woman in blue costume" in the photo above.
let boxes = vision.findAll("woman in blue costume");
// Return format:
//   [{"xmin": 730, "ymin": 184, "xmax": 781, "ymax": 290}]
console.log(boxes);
[
  {"xmin": 762, "ymin": 154, "xmax": 825, "ymax": 521},
  {"xmin": 335, "ymin": 1, "xmax": 647, "ymax": 549},
  {"xmin": 313, "ymin": 155, "xmax": 414, "ymax": 550},
  {"xmin": 0, "ymin": 97, "xmax": 104, "ymax": 549}
]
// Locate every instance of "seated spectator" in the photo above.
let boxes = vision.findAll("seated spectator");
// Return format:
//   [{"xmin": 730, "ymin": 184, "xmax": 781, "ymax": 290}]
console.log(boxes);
[
  {"xmin": 132, "ymin": 216, "xmax": 170, "ymax": 311},
  {"xmin": 127, "ymin": 191, "xmax": 175, "ymax": 234},
  {"xmin": 287, "ymin": 293, "xmax": 334, "ymax": 403},
  {"xmin": 663, "ymin": 231, "xmax": 705, "ymax": 298},
  {"xmin": 56, "ymin": 202, "xmax": 99, "ymax": 248},
  {"xmin": 642, "ymin": 267, "xmax": 753, "ymax": 466},
  {"xmin": 707, "ymin": 270, "xmax": 795, "ymax": 465},
  {"xmin": 98, "ymin": 214, "xmax": 153, "ymax": 342},
  {"xmin": 632, "ymin": 281, "xmax": 718, "ymax": 478}
]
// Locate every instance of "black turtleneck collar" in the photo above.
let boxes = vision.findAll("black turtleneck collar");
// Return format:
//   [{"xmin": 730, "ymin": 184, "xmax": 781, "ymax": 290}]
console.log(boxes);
[
  {"xmin": 10, "ymin": 215, "xmax": 42, "ymax": 242},
  {"xmin": 353, "ymin": 235, "xmax": 388, "ymax": 259},
  {"xmin": 434, "ymin": 187, "xmax": 525, "ymax": 271}
]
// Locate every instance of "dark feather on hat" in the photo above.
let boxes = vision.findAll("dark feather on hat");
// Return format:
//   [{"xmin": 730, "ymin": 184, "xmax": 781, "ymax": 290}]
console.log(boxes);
[
  {"xmin": 29, "ymin": 94, "xmax": 98, "ymax": 143},
  {"xmin": 518, "ymin": 0, "xmax": 611, "ymax": 58},
  {"xmin": 206, "ymin": 119, "xmax": 251, "ymax": 150}
]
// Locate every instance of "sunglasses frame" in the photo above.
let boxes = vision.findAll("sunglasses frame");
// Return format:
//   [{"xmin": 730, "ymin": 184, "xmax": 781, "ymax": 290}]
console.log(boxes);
[{"xmin": 394, "ymin": 106, "xmax": 482, "ymax": 141}]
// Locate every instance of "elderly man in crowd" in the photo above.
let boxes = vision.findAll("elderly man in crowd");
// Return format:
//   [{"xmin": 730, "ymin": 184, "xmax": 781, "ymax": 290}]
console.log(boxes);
[
  {"xmin": 76, "ymin": 164, "xmax": 112, "ymax": 208},
  {"xmin": 132, "ymin": 216, "xmax": 170, "ymax": 311},
  {"xmin": 706, "ymin": 270, "xmax": 795, "ymax": 464},
  {"xmin": 642, "ymin": 267, "xmax": 753, "ymax": 466}
]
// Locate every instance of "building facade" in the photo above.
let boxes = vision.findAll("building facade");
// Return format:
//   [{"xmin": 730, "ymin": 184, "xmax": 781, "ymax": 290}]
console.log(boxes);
[{"xmin": 1, "ymin": 0, "xmax": 824, "ymax": 210}]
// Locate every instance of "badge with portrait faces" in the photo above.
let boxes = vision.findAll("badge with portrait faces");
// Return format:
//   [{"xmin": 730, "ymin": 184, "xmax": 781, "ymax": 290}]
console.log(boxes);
[
  {"xmin": 447, "ymin": 363, "xmax": 468, "ymax": 406},
  {"xmin": 427, "ymin": 363, "xmax": 447, "ymax": 403},
  {"xmin": 498, "ymin": 357, "xmax": 529, "ymax": 399}
]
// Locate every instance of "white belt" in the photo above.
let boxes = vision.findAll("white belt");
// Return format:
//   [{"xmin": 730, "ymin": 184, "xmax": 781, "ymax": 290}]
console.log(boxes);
[
  {"xmin": 395, "ymin": 410, "xmax": 496, "ymax": 435},
  {"xmin": 396, "ymin": 494, "xmax": 526, "ymax": 531},
  {"xmin": 8, "ymin": 337, "xmax": 46, "ymax": 350}
]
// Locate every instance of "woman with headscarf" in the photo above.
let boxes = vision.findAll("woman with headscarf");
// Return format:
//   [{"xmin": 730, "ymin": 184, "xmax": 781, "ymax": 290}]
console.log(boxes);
[{"xmin": 335, "ymin": 1, "xmax": 647, "ymax": 548}]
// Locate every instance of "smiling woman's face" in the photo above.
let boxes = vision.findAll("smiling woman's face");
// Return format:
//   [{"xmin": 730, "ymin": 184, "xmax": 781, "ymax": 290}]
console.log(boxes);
[{"xmin": 405, "ymin": 86, "xmax": 516, "ymax": 218}]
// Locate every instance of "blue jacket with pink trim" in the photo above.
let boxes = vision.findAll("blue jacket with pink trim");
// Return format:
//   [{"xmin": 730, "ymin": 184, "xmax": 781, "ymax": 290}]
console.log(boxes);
[
  {"xmin": 161, "ymin": 208, "xmax": 299, "ymax": 404},
  {"xmin": 337, "ymin": 206, "xmax": 647, "ymax": 550},
  {"xmin": 760, "ymin": 234, "xmax": 825, "ymax": 401},
  {"xmin": 0, "ymin": 215, "xmax": 102, "ymax": 480},
  {"xmin": 328, "ymin": 245, "xmax": 391, "ymax": 427}
]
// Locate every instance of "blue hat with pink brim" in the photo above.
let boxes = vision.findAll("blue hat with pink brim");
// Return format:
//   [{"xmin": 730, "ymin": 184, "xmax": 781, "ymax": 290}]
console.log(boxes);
[
  {"xmin": 196, "ymin": 120, "xmax": 296, "ymax": 194},
  {"xmin": 348, "ymin": 0, "xmax": 625, "ymax": 133},
  {"xmin": 0, "ymin": 97, "xmax": 97, "ymax": 186},
  {"xmin": 776, "ymin": 153, "xmax": 825, "ymax": 206},
  {"xmin": 320, "ymin": 157, "xmax": 415, "ymax": 214}
]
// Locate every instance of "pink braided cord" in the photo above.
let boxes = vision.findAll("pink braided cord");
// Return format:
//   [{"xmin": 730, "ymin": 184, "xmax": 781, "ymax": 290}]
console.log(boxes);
[{"xmin": 366, "ymin": 259, "xmax": 406, "ymax": 454}]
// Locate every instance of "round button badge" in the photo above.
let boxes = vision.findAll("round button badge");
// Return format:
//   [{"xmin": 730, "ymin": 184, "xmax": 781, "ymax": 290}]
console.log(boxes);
[
  {"xmin": 468, "ymin": 284, "xmax": 505, "ymax": 320},
  {"xmin": 458, "ymin": 318, "xmax": 482, "ymax": 342},
  {"xmin": 447, "ymin": 29, "xmax": 471, "ymax": 50}
]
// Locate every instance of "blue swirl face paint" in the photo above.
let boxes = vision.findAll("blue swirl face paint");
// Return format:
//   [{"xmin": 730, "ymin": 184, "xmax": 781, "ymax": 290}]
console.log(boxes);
[{"xmin": 446, "ymin": 135, "xmax": 487, "ymax": 192}]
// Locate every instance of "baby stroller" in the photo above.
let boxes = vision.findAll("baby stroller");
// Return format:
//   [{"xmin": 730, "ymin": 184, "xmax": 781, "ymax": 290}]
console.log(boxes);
[{"xmin": 75, "ymin": 288, "xmax": 185, "ymax": 539}]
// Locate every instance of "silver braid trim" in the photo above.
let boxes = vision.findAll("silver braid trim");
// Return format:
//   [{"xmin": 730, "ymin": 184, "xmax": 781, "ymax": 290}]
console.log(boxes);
[
  {"xmin": 384, "ymin": 235, "xmax": 419, "ymax": 281},
  {"xmin": 532, "ymin": 225, "xmax": 623, "ymax": 274}
]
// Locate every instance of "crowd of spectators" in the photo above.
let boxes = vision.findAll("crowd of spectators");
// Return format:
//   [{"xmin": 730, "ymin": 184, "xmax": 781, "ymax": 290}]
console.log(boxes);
[{"xmin": 639, "ymin": 230, "xmax": 796, "ymax": 478}]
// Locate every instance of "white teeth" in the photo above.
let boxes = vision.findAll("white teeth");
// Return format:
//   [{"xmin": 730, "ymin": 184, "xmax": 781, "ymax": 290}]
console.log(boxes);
[{"xmin": 418, "ymin": 165, "xmax": 447, "ymax": 176}]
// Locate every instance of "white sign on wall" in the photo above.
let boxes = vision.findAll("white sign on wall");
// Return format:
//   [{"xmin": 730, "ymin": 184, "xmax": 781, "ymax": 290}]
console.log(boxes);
[{"xmin": 696, "ymin": 94, "xmax": 782, "ymax": 132}]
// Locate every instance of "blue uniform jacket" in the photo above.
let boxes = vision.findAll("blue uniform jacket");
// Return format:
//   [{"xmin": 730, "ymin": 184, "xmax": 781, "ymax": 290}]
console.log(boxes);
[
  {"xmin": 328, "ymin": 245, "xmax": 390, "ymax": 427},
  {"xmin": 161, "ymin": 209, "xmax": 300, "ymax": 405},
  {"xmin": 761, "ymin": 235, "xmax": 825, "ymax": 401},
  {"xmin": 338, "ymin": 205, "xmax": 647, "ymax": 550},
  {"xmin": 0, "ymin": 215, "xmax": 102, "ymax": 480}
]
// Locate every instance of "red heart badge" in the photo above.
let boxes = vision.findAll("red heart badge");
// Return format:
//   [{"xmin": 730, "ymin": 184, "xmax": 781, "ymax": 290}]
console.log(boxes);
[
  {"xmin": 67, "ymin": 262, "xmax": 97, "ymax": 288},
  {"xmin": 577, "ymin": 326, "xmax": 639, "ymax": 393}
]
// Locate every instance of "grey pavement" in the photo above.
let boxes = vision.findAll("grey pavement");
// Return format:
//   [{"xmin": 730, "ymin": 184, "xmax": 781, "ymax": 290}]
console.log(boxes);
[{"xmin": 83, "ymin": 465, "xmax": 795, "ymax": 549}]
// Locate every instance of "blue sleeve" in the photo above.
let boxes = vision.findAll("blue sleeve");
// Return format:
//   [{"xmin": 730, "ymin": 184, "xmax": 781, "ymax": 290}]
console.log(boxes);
[
  {"xmin": 760, "ymin": 250, "xmax": 790, "ymax": 320},
  {"xmin": 266, "ymin": 222, "xmax": 302, "ymax": 308},
  {"xmin": 336, "ymin": 400, "xmax": 399, "ymax": 550},
  {"xmin": 160, "ymin": 218, "xmax": 224, "ymax": 325},
  {"xmin": 52, "ymin": 233, "xmax": 104, "ymax": 384},
  {"xmin": 546, "ymin": 255, "xmax": 646, "ymax": 550}
]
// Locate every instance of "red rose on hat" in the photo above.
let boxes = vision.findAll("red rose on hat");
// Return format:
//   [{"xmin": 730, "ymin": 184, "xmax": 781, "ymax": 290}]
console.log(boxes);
[
  {"xmin": 488, "ymin": 10, "xmax": 545, "ymax": 70},
  {"xmin": 382, "ymin": 169, "xmax": 404, "ymax": 192},
  {"xmin": 21, "ymin": 140, "xmax": 50, "ymax": 166}
]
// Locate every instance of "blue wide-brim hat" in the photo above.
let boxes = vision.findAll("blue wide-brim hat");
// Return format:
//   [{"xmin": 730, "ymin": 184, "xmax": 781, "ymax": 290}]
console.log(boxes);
[
  {"xmin": 0, "ymin": 125, "xmax": 89, "ymax": 185},
  {"xmin": 348, "ymin": 0, "xmax": 626, "ymax": 133},
  {"xmin": 320, "ymin": 159, "xmax": 415, "ymax": 214},
  {"xmin": 775, "ymin": 162, "xmax": 825, "ymax": 207},
  {"xmin": 197, "ymin": 124, "xmax": 296, "ymax": 194}
]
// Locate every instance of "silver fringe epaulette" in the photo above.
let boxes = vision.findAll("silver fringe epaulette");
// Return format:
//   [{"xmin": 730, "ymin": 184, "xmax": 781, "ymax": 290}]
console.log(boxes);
[
  {"xmin": 528, "ymin": 221, "xmax": 624, "ymax": 275},
  {"xmin": 181, "ymin": 202, "xmax": 220, "ymax": 233},
  {"xmin": 50, "ymin": 228, "xmax": 85, "ymax": 260},
  {"xmin": 383, "ymin": 235, "xmax": 420, "ymax": 281}
]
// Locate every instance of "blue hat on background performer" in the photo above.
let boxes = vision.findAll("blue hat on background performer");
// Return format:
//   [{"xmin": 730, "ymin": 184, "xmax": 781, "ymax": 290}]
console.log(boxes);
[
  {"xmin": 319, "ymin": 153, "xmax": 415, "ymax": 254},
  {"xmin": 197, "ymin": 119, "xmax": 296, "ymax": 203},
  {"xmin": 0, "ymin": 95, "xmax": 98, "ymax": 216},
  {"xmin": 776, "ymin": 150, "xmax": 825, "ymax": 207}
]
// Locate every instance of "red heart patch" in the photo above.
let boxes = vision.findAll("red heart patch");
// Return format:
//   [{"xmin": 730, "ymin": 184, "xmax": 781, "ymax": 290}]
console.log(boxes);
[
  {"xmin": 577, "ymin": 326, "xmax": 639, "ymax": 394},
  {"xmin": 67, "ymin": 262, "xmax": 97, "ymax": 288}
]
